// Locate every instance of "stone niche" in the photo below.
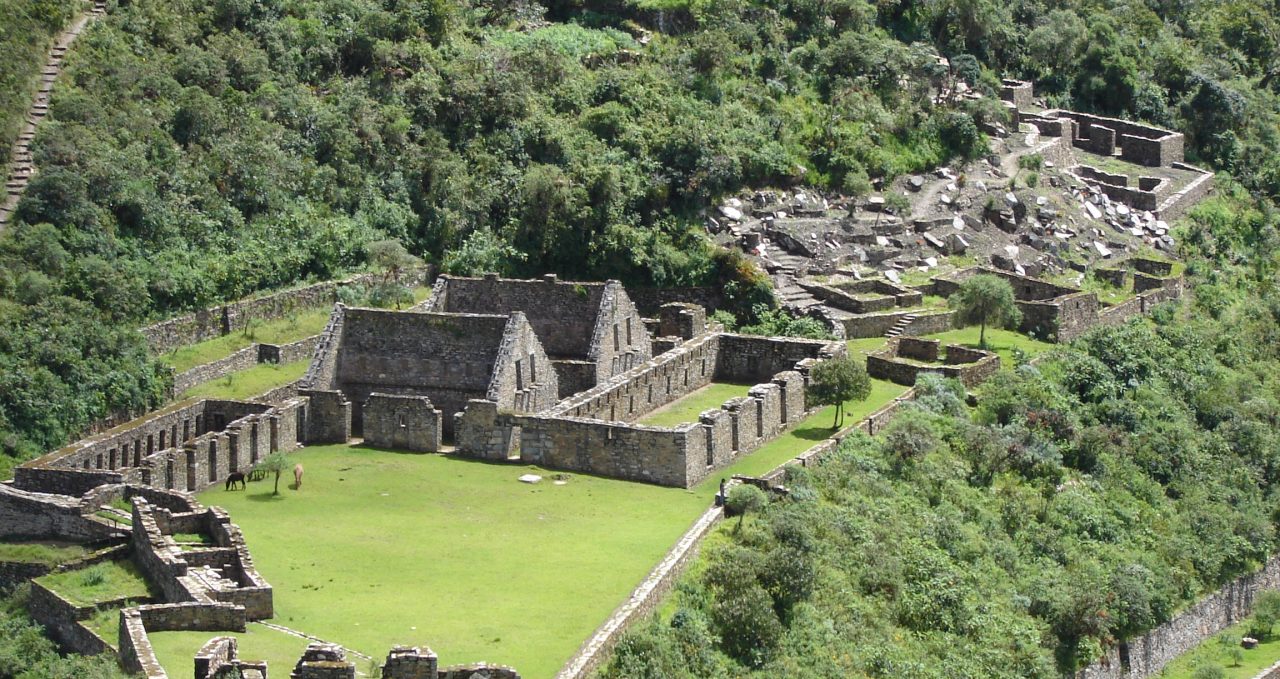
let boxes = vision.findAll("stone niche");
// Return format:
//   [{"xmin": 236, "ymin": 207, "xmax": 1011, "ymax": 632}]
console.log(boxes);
[{"xmin": 363, "ymin": 393, "xmax": 443, "ymax": 453}]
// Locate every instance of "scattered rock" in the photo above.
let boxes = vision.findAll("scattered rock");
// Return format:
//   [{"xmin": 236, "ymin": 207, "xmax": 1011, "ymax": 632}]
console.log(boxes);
[
  {"xmin": 719, "ymin": 205, "xmax": 743, "ymax": 221},
  {"xmin": 518, "ymin": 474, "xmax": 542, "ymax": 484}
]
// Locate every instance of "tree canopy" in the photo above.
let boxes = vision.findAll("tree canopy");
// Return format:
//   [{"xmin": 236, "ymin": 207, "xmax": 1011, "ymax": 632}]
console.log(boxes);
[
  {"xmin": 949, "ymin": 274, "xmax": 1023, "ymax": 346},
  {"xmin": 807, "ymin": 355, "xmax": 872, "ymax": 429}
]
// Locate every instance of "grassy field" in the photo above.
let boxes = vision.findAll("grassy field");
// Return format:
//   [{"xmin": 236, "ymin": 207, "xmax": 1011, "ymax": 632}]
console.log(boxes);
[
  {"xmin": 637, "ymin": 382, "xmax": 755, "ymax": 427},
  {"xmin": 178, "ymin": 444, "xmax": 711, "ymax": 678},
  {"xmin": 924, "ymin": 326, "xmax": 1054, "ymax": 366},
  {"xmin": 150, "ymin": 623, "xmax": 315, "ymax": 677},
  {"xmin": 161, "ymin": 287, "xmax": 431, "ymax": 372},
  {"xmin": 0, "ymin": 541, "xmax": 88, "ymax": 565},
  {"xmin": 687, "ymin": 378, "xmax": 911, "ymax": 494},
  {"xmin": 36, "ymin": 560, "xmax": 155, "ymax": 607},
  {"xmin": 1158, "ymin": 620, "xmax": 1280, "ymax": 679},
  {"xmin": 178, "ymin": 361, "xmax": 309, "ymax": 401}
]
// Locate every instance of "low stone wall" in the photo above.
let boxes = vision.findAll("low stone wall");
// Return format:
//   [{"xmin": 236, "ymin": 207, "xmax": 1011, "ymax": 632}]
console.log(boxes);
[
  {"xmin": 1075, "ymin": 555, "xmax": 1280, "ymax": 679},
  {"xmin": 27, "ymin": 578, "xmax": 127, "ymax": 655},
  {"xmin": 119, "ymin": 602, "xmax": 249, "ymax": 677},
  {"xmin": 1158, "ymin": 164, "xmax": 1214, "ymax": 219},
  {"xmin": 0, "ymin": 483, "xmax": 123, "ymax": 541},
  {"xmin": 556, "ymin": 504, "xmax": 723, "ymax": 679},
  {"xmin": 171, "ymin": 346, "xmax": 258, "ymax": 396},
  {"xmin": 171, "ymin": 334, "xmax": 321, "ymax": 398},
  {"xmin": 140, "ymin": 271, "xmax": 425, "ymax": 354},
  {"xmin": 866, "ymin": 341, "xmax": 1000, "ymax": 388},
  {"xmin": 363, "ymin": 393, "xmax": 443, "ymax": 453},
  {"xmin": 0, "ymin": 560, "xmax": 52, "ymax": 592}
]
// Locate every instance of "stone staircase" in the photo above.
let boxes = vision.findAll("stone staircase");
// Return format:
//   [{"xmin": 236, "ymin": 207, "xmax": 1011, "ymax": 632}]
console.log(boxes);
[
  {"xmin": 775, "ymin": 276, "xmax": 824, "ymax": 314},
  {"xmin": 884, "ymin": 313, "xmax": 918, "ymax": 338},
  {"xmin": 0, "ymin": 0, "xmax": 106, "ymax": 229}
]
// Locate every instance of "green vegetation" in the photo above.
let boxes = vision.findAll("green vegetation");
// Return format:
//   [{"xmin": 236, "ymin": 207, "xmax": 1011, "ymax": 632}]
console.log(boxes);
[
  {"xmin": 36, "ymin": 560, "xmax": 155, "ymax": 607},
  {"xmin": 178, "ymin": 360, "xmax": 309, "ymax": 401},
  {"xmin": 0, "ymin": 587, "xmax": 132, "ymax": 678},
  {"xmin": 161, "ymin": 309, "xmax": 335, "ymax": 373},
  {"xmin": 948, "ymin": 274, "xmax": 1022, "ymax": 348},
  {"xmin": 0, "ymin": 541, "xmax": 87, "ymax": 566},
  {"xmin": 82, "ymin": 603, "xmax": 135, "ymax": 646},
  {"xmin": 1160, "ymin": 621, "xmax": 1280, "ymax": 679},
  {"xmin": 185, "ymin": 443, "xmax": 711, "ymax": 677},
  {"xmin": 925, "ymin": 327, "xmax": 1054, "ymax": 367},
  {"xmin": 806, "ymin": 355, "xmax": 872, "ymax": 429},
  {"xmin": 638, "ymin": 382, "xmax": 755, "ymax": 427},
  {"xmin": 603, "ymin": 193, "xmax": 1280, "ymax": 676},
  {"xmin": 0, "ymin": 0, "xmax": 79, "ymax": 153},
  {"xmin": 846, "ymin": 337, "xmax": 890, "ymax": 357}
]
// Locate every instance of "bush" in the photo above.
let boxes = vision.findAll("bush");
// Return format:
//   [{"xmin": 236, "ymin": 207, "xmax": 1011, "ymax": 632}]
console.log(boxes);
[{"xmin": 1192, "ymin": 663, "xmax": 1226, "ymax": 679}]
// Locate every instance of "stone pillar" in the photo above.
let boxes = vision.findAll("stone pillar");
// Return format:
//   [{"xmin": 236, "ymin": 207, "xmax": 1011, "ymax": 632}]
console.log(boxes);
[{"xmin": 382, "ymin": 646, "xmax": 438, "ymax": 679}]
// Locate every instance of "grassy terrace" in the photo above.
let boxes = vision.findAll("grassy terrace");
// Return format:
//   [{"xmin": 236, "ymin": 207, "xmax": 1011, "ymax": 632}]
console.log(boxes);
[
  {"xmin": 1158, "ymin": 619, "xmax": 1280, "ymax": 679},
  {"xmin": 924, "ymin": 327, "xmax": 1054, "ymax": 366},
  {"xmin": 161, "ymin": 286, "xmax": 432, "ymax": 372},
  {"xmin": 637, "ymin": 382, "xmax": 755, "ymax": 427},
  {"xmin": 0, "ymin": 541, "xmax": 88, "ymax": 566},
  {"xmin": 177, "ymin": 361, "xmax": 309, "ymax": 401},
  {"xmin": 36, "ymin": 560, "xmax": 155, "ymax": 607}
]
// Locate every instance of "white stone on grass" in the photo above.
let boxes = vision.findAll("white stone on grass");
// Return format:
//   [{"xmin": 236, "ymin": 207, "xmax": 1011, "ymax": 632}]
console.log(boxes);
[{"xmin": 518, "ymin": 474, "xmax": 543, "ymax": 484}]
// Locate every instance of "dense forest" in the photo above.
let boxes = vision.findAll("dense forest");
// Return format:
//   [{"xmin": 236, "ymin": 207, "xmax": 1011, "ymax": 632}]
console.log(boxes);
[{"xmin": 603, "ymin": 188, "xmax": 1280, "ymax": 676}]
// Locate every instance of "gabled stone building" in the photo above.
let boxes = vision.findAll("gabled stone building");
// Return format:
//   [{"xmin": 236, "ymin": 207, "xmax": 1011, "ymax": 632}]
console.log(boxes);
[
  {"xmin": 424, "ymin": 273, "xmax": 652, "ymax": 397},
  {"xmin": 299, "ymin": 307, "xmax": 558, "ymax": 446}
]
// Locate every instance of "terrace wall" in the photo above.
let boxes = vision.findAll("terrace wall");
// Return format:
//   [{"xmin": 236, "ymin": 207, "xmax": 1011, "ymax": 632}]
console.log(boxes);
[
  {"xmin": 1075, "ymin": 555, "xmax": 1280, "ymax": 679},
  {"xmin": 140, "ymin": 271, "xmax": 423, "ymax": 354}
]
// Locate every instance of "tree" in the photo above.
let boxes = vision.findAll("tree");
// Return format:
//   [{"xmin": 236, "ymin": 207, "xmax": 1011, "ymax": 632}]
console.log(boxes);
[
  {"xmin": 1250, "ymin": 590, "xmax": 1280, "ymax": 638},
  {"xmin": 256, "ymin": 452, "xmax": 293, "ymax": 495},
  {"xmin": 725, "ymin": 484, "xmax": 767, "ymax": 531},
  {"xmin": 365, "ymin": 240, "xmax": 422, "ymax": 310},
  {"xmin": 949, "ymin": 274, "xmax": 1022, "ymax": 348},
  {"xmin": 807, "ymin": 356, "xmax": 872, "ymax": 429}
]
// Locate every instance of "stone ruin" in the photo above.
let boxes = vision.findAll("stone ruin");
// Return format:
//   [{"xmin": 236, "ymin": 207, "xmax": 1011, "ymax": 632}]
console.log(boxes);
[
  {"xmin": 866, "ymin": 337, "xmax": 1000, "ymax": 388},
  {"xmin": 194, "ymin": 640, "xmax": 522, "ymax": 679}
]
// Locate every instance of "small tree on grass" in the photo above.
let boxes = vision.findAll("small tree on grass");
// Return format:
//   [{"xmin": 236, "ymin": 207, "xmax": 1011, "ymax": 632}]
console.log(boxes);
[
  {"xmin": 807, "ymin": 356, "xmax": 872, "ymax": 429},
  {"xmin": 949, "ymin": 274, "xmax": 1022, "ymax": 349},
  {"xmin": 1250, "ymin": 590, "xmax": 1280, "ymax": 639},
  {"xmin": 725, "ymin": 484, "xmax": 767, "ymax": 531},
  {"xmin": 257, "ymin": 452, "xmax": 292, "ymax": 496}
]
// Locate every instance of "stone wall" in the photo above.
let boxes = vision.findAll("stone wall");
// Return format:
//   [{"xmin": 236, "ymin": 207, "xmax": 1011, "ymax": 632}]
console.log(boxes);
[
  {"xmin": 1075, "ymin": 555, "xmax": 1280, "ymax": 679},
  {"xmin": 171, "ymin": 335, "xmax": 323, "ymax": 398},
  {"xmin": 715, "ymin": 333, "xmax": 843, "ymax": 383},
  {"xmin": 1040, "ymin": 109, "xmax": 1185, "ymax": 167},
  {"xmin": 866, "ymin": 340, "xmax": 1000, "ymax": 388},
  {"xmin": 1157, "ymin": 163, "xmax": 1215, "ymax": 219},
  {"xmin": 487, "ymin": 312, "xmax": 562, "ymax": 414},
  {"xmin": 625, "ymin": 287, "xmax": 726, "ymax": 316},
  {"xmin": 999, "ymin": 79, "xmax": 1033, "ymax": 109},
  {"xmin": 140, "ymin": 271, "xmax": 415, "ymax": 354},
  {"xmin": 589, "ymin": 280, "xmax": 655, "ymax": 384},
  {"xmin": 27, "ymin": 578, "xmax": 124, "ymax": 655},
  {"xmin": 0, "ymin": 484, "xmax": 124, "ymax": 541},
  {"xmin": 15, "ymin": 398, "xmax": 304, "ymax": 497},
  {"xmin": 458, "ymin": 346, "xmax": 819, "ymax": 488},
  {"xmin": 552, "ymin": 331, "xmax": 721, "ymax": 422},
  {"xmin": 364, "ymin": 393, "xmax": 443, "ymax": 453}
]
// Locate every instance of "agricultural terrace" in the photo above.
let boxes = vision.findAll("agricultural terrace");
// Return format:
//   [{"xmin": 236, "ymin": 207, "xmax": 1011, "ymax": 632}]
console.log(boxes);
[{"xmin": 160, "ymin": 286, "xmax": 432, "ymax": 372}]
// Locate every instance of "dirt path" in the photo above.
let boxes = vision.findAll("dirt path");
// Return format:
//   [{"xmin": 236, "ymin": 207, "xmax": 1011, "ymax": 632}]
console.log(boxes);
[{"xmin": 0, "ymin": 0, "xmax": 106, "ymax": 230}]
